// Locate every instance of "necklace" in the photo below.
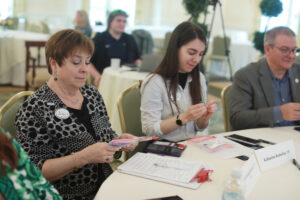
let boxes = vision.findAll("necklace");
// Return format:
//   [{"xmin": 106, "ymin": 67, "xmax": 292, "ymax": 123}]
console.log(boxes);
[
  {"xmin": 48, "ymin": 81, "xmax": 81, "ymax": 104},
  {"xmin": 59, "ymin": 95, "xmax": 80, "ymax": 104}
]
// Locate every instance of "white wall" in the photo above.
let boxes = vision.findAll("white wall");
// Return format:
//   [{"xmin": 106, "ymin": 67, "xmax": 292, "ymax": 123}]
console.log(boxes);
[
  {"xmin": 14, "ymin": 0, "xmax": 262, "ymax": 39},
  {"xmin": 19, "ymin": 0, "xmax": 82, "ymax": 32}
]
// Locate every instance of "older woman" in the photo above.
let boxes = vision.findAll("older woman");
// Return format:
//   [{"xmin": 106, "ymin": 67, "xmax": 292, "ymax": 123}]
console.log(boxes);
[
  {"xmin": 141, "ymin": 21, "xmax": 217, "ymax": 142},
  {"xmin": 16, "ymin": 29, "xmax": 136, "ymax": 199}
]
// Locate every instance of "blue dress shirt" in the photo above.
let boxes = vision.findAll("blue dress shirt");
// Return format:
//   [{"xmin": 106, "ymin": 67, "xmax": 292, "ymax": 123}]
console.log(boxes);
[{"xmin": 270, "ymin": 70, "xmax": 296, "ymax": 126}]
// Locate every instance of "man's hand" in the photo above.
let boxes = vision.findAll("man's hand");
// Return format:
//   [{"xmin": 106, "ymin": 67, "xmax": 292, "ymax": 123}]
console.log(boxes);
[{"xmin": 280, "ymin": 103, "xmax": 300, "ymax": 121}]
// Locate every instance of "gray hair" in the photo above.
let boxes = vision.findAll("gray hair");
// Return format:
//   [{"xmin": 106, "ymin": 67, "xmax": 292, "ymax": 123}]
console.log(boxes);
[{"xmin": 264, "ymin": 26, "xmax": 295, "ymax": 46}]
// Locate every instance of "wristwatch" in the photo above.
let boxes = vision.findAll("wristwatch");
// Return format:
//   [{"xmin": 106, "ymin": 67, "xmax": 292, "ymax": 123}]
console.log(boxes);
[{"xmin": 176, "ymin": 115, "xmax": 183, "ymax": 126}]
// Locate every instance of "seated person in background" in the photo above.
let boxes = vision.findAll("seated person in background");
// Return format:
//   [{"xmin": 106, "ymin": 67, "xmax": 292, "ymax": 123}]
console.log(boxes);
[
  {"xmin": 74, "ymin": 10, "xmax": 92, "ymax": 38},
  {"xmin": 229, "ymin": 26, "xmax": 300, "ymax": 130},
  {"xmin": 89, "ymin": 9, "xmax": 141, "ymax": 87},
  {"xmin": 0, "ymin": 128, "xmax": 62, "ymax": 200},
  {"xmin": 140, "ymin": 21, "xmax": 217, "ymax": 142},
  {"xmin": 16, "ymin": 29, "xmax": 137, "ymax": 200}
]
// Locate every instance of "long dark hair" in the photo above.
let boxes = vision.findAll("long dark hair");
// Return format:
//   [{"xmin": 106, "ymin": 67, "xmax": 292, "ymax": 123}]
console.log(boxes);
[
  {"xmin": 0, "ymin": 129, "xmax": 18, "ymax": 175},
  {"xmin": 152, "ymin": 21, "xmax": 206, "ymax": 114}
]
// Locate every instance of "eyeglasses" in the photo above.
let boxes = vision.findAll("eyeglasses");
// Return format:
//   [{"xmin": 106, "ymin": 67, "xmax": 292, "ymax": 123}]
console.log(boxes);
[{"xmin": 273, "ymin": 46, "xmax": 298, "ymax": 55}]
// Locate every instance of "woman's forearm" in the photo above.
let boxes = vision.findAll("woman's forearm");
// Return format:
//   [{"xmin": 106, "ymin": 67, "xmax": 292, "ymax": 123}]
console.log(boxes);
[{"xmin": 41, "ymin": 152, "xmax": 86, "ymax": 182}]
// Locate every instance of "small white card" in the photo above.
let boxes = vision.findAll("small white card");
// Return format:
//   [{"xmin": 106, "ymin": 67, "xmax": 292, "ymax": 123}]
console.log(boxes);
[
  {"xmin": 255, "ymin": 140, "xmax": 296, "ymax": 171},
  {"xmin": 241, "ymin": 154, "xmax": 261, "ymax": 197}
]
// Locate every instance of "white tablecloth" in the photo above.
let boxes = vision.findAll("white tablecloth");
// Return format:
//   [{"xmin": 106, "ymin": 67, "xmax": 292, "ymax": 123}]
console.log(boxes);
[
  {"xmin": 98, "ymin": 66, "xmax": 149, "ymax": 134},
  {"xmin": 95, "ymin": 126, "xmax": 300, "ymax": 200},
  {"xmin": 0, "ymin": 30, "xmax": 49, "ymax": 86}
]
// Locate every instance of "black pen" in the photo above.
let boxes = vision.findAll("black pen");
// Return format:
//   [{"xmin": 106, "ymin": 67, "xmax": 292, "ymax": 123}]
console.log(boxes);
[{"xmin": 292, "ymin": 159, "xmax": 300, "ymax": 170}]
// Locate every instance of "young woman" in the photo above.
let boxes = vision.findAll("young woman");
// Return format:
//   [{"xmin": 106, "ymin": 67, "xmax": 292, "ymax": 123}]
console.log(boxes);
[{"xmin": 141, "ymin": 21, "xmax": 217, "ymax": 142}]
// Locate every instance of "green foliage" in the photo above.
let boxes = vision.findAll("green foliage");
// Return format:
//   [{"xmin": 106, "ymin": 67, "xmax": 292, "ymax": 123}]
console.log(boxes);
[
  {"xmin": 253, "ymin": 31, "xmax": 265, "ymax": 54},
  {"xmin": 182, "ymin": 0, "xmax": 209, "ymax": 21},
  {"xmin": 252, "ymin": 0, "xmax": 282, "ymax": 54},
  {"xmin": 260, "ymin": 0, "xmax": 283, "ymax": 17}
]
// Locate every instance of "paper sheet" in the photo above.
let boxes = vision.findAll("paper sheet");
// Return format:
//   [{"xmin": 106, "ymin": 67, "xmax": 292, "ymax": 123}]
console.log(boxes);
[{"xmin": 117, "ymin": 153, "xmax": 211, "ymax": 189}]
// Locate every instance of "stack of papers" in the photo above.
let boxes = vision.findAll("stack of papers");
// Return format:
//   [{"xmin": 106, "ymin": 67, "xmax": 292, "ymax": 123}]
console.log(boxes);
[{"xmin": 117, "ymin": 152, "xmax": 211, "ymax": 189}]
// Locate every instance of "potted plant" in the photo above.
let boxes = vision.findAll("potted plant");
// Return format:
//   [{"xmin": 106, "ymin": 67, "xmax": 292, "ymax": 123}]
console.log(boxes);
[
  {"xmin": 182, "ymin": 0, "xmax": 210, "ymax": 33},
  {"xmin": 252, "ymin": 0, "xmax": 283, "ymax": 54}
]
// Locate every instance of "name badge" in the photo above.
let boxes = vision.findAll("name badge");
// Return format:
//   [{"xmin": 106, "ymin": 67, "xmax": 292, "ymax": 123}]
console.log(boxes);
[
  {"xmin": 255, "ymin": 140, "xmax": 296, "ymax": 171},
  {"xmin": 55, "ymin": 108, "xmax": 70, "ymax": 120}
]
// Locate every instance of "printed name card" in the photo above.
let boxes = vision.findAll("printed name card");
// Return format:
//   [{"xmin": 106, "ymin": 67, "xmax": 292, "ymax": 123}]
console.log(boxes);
[
  {"xmin": 241, "ymin": 155, "xmax": 261, "ymax": 197},
  {"xmin": 255, "ymin": 140, "xmax": 296, "ymax": 171}
]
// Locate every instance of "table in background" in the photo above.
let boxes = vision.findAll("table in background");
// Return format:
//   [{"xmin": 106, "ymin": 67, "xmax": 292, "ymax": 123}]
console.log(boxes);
[
  {"xmin": 95, "ymin": 126, "xmax": 300, "ymax": 200},
  {"xmin": 98, "ymin": 66, "xmax": 149, "ymax": 134},
  {"xmin": 0, "ymin": 30, "xmax": 49, "ymax": 86}
]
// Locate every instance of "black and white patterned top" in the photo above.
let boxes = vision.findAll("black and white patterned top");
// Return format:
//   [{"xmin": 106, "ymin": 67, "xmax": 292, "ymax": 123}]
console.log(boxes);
[{"xmin": 16, "ymin": 84, "xmax": 118, "ymax": 200}]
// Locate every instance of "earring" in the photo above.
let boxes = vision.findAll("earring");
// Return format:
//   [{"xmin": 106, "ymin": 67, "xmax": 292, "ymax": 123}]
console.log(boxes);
[{"xmin": 54, "ymin": 76, "xmax": 58, "ymax": 81}]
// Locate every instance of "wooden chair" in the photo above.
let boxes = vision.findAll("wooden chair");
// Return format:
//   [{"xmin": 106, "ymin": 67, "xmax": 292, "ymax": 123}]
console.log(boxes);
[
  {"xmin": 0, "ymin": 91, "xmax": 34, "ymax": 138},
  {"xmin": 25, "ymin": 41, "xmax": 50, "ymax": 90},
  {"xmin": 220, "ymin": 83, "xmax": 232, "ymax": 132},
  {"xmin": 117, "ymin": 81, "xmax": 146, "ymax": 160}
]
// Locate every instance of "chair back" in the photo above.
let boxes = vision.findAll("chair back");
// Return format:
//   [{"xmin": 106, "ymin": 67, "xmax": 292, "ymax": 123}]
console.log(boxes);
[
  {"xmin": 117, "ymin": 81, "xmax": 145, "ymax": 159},
  {"xmin": 212, "ymin": 36, "xmax": 231, "ymax": 56},
  {"xmin": 220, "ymin": 83, "xmax": 232, "ymax": 132},
  {"xmin": 132, "ymin": 29, "xmax": 154, "ymax": 56},
  {"xmin": 0, "ymin": 91, "xmax": 34, "ymax": 138},
  {"xmin": 25, "ymin": 41, "xmax": 49, "ymax": 90}
]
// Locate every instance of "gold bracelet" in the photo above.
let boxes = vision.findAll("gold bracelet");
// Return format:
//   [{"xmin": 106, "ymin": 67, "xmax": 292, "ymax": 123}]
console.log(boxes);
[{"xmin": 71, "ymin": 152, "xmax": 80, "ymax": 170}]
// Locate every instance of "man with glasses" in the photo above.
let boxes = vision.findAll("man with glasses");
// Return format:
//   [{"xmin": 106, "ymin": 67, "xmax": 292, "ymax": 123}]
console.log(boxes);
[
  {"xmin": 89, "ymin": 9, "xmax": 141, "ymax": 87},
  {"xmin": 229, "ymin": 26, "xmax": 300, "ymax": 130}
]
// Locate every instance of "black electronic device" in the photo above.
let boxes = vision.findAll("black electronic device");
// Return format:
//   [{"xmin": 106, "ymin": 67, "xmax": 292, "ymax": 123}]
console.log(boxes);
[
  {"xmin": 236, "ymin": 155, "xmax": 249, "ymax": 161},
  {"xmin": 224, "ymin": 136, "xmax": 264, "ymax": 150},
  {"xmin": 226, "ymin": 134, "xmax": 260, "ymax": 144},
  {"xmin": 147, "ymin": 195, "xmax": 183, "ymax": 200},
  {"xmin": 226, "ymin": 134, "xmax": 275, "ymax": 145},
  {"xmin": 294, "ymin": 127, "xmax": 300, "ymax": 131},
  {"xmin": 145, "ymin": 141, "xmax": 186, "ymax": 157}
]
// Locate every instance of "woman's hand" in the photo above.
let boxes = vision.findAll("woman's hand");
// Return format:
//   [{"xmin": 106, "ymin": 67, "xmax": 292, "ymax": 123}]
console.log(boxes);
[
  {"xmin": 203, "ymin": 100, "xmax": 218, "ymax": 121},
  {"xmin": 78, "ymin": 142, "xmax": 120, "ymax": 165},
  {"xmin": 180, "ymin": 103, "xmax": 207, "ymax": 124},
  {"xmin": 118, "ymin": 134, "xmax": 138, "ymax": 152},
  {"xmin": 195, "ymin": 100, "xmax": 218, "ymax": 129}
]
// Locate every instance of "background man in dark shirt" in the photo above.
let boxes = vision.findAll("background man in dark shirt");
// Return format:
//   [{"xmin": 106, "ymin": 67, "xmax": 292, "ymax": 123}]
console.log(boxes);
[
  {"xmin": 229, "ymin": 26, "xmax": 300, "ymax": 130},
  {"xmin": 90, "ymin": 9, "xmax": 141, "ymax": 87}
]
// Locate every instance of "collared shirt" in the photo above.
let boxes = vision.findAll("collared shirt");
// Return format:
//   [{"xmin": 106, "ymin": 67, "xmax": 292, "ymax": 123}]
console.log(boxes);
[
  {"xmin": 270, "ymin": 70, "xmax": 296, "ymax": 126},
  {"xmin": 102, "ymin": 31, "xmax": 127, "ymax": 64},
  {"xmin": 140, "ymin": 73, "xmax": 207, "ymax": 142}
]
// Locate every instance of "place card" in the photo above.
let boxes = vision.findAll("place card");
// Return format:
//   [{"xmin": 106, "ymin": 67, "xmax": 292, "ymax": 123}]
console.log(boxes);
[
  {"xmin": 240, "ymin": 154, "xmax": 261, "ymax": 197},
  {"xmin": 255, "ymin": 140, "xmax": 296, "ymax": 171}
]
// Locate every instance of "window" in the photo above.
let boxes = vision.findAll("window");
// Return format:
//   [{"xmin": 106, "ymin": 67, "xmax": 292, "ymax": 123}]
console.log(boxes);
[
  {"xmin": 89, "ymin": 0, "xmax": 136, "ymax": 28},
  {"xmin": 0, "ymin": 0, "xmax": 13, "ymax": 20},
  {"xmin": 260, "ymin": 0, "xmax": 300, "ymax": 34}
]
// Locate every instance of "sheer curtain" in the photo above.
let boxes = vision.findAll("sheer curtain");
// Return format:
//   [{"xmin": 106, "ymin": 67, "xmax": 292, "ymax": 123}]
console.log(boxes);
[{"xmin": 0, "ymin": 0, "xmax": 13, "ymax": 20}]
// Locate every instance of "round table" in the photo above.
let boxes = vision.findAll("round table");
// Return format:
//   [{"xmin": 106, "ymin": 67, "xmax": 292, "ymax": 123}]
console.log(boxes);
[
  {"xmin": 98, "ymin": 66, "xmax": 149, "ymax": 134},
  {"xmin": 95, "ymin": 126, "xmax": 300, "ymax": 200}
]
